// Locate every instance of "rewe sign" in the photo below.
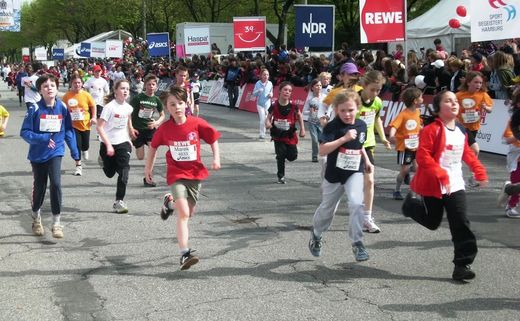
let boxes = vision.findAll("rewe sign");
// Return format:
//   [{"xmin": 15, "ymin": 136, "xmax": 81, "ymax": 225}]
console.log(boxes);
[
  {"xmin": 360, "ymin": 0, "xmax": 405, "ymax": 43},
  {"xmin": 295, "ymin": 5, "xmax": 335, "ymax": 49}
]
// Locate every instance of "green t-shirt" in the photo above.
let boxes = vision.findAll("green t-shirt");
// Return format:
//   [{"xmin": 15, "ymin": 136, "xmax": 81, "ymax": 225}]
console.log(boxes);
[
  {"xmin": 131, "ymin": 93, "xmax": 164, "ymax": 130},
  {"xmin": 356, "ymin": 94, "xmax": 383, "ymax": 148}
]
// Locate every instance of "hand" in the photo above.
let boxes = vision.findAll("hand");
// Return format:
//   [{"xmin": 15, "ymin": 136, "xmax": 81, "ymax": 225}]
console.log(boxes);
[
  {"xmin": 90, "ymin": 118, "xmax": 97, "ymax": 126},
  {"xmin": 344, "ymin": 129, "xmax": 357, "ymax": 141},
  {"xmin": 268, "ymin": 92, "xmax": 273, "ymax": 98},
  {"xmin": 212, "ymin": 159, "xmax": 221, "ymax": 170},
  {"xmin": 365, "ymin": 162, "xmax": 374, "ymax": 174},
  {"xmin": 476, "ymin": 180, "xmax": 488, "ymax": 188},
  {"xmin": 442, "ymin": 184, "xmax": 451, "ymax": 195},
  {"xmin": 299, "ymin": 130, "xmax": 305, "ymax": 138},
  {"xmin": 144, "ymin": 168, "xmax": 154, "ymax": 184},
  {"xmin": 130, "ymin": 129, "xmax": 139, "ymax": 140},
  {"xmin": 383, "ymin": 140, "xmax": 392, "ymax": 150},
  {"xmin": 388, "ymin": 136, "xmax": 396, "ymax": 144},
  {"xmin": 48, "ymin": 138, "xmax": 56, "ymax": 149},
  {"xmin": 147, "ymin": 120, "xmax": 157, "ymax": 130},
  {"xmin": 106, "ymin": 145, "xmax": 115, "ymax": 157}
]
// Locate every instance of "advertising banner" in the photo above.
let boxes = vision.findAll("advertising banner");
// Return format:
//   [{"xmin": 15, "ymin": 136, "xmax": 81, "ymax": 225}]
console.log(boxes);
[
  {"xmin": 147, "ymin": 32, "xmax": 170, "ymax": 57},
  {"xmin": 294, "ymin": 5, "xmax": 335, "ymax": 49},
  {"xmin": 22, "ymin": 47, "xmax": 30, "ymax": 56},
  {"xmin": 34, "ymin": 47, "xmax": 47, "ymax": 61},
  {"xmin": 359, "ymin": 0, "xmax": 405, "ymax": 43},
  {"xmin": 233, "ymin": 17, "xmax": 266, "ymax": 51},
  {"xmin": 76, "ymin": 42, "xmax": 91, "ymax": 58},
  {"xmin": 52, "ymin": 49, "xmax": 65, "ymax": 60},
  {"xmin": 90, "ymin": 42, "xmax": 106, "ymax": 58},
  {"xmin": 105, "ymin": 40, "xmax": 123, "ymax": 58},
  {"xmin": 471, "ymin": 0, "xmax": 520, "ymax": 42},
  {"xmin": 184, "ymin": 26, "xmax": 211, "ymax": 55},
  {"xmin": 0, "ymin": 0, "xmax": 21, "ymax": 32}
]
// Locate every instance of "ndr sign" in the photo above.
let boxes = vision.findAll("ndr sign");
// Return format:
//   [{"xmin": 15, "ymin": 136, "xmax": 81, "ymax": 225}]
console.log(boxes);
[{"xmin": 295, "ymin": 5, "xmax": 335, "ymax": 49}]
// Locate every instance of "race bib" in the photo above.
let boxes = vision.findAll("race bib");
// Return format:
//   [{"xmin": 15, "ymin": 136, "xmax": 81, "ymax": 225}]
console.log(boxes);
[
  {"xmin": 138, "ymin": 108, "xmax": 154, "ymax": 119},
  {"xmin": 39, "ymin": 114, "xmax": 62, "ymax": 132},
  {"xmin": 359, "ymin": 111, "xmax": 376, "ymax": 128},
  {"xmin": 169, "ymin": 141, "xmax": 197, "ymax": 161},
  {"xmin": 113, "ymin": 114, "xmax": 128, "ymax": 129},
  {"xmin": 70, "ymin": 109, "xmax": 84, "ymax": 121},
  {"xmin": 462, "ymin": 111, "xmax": 480, "ymax": 123},
  {"xmin": 404, "ymin": 134, "xmax": 419, "ymax": 150},
  {"xmin": 274, "ymin": 119, "xmax": 290, "ymax": 131},
  {"xmin": 336, "ymin": 148, "xmax": 362, "ymax": 171},
  {"xmin": 444, "ymin": 144, "xmax": 464, "ymax": 166}
]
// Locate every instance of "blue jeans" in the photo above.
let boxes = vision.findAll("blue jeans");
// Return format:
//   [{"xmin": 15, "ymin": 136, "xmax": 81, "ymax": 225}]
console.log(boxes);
[{"xmin": 308, "ymin": 122, "xmax": 322, "ymax": 158}]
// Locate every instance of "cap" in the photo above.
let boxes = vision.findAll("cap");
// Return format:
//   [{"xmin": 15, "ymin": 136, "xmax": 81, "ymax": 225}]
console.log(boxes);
[
  {"xmin": 414, "ymin": 75, "xmax": 426, "ymax": 89},
  {"xmin": 340, "ymin": 62, "xmax": 359, "ymax": 75},
  {"xmin": 431, "ymin": 59, "xmax": 444, "ymax": 68},
  {"xmin": 93, "ymin": 65, "xmax": 102, "ymax": 72}
]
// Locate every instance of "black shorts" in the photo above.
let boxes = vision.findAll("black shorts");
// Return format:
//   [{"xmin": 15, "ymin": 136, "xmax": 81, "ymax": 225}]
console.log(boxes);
[
  {"xmin": 193, "ymin": 92, "xmax": 200, "ymax": 104},
  {"xmin": 467, "ymin": 130, "xmax": 477, "ymax": 146},
  {"xmin": 132, "ymin": 128, "xmax": 156, "ymax": 148},
  {"xmin": 397, "ymin": 149, "xmax": 416, "ymax": 165},
  {"xmin": 365, "ymin": 146, "xmax": 375, "ymax": 166}
]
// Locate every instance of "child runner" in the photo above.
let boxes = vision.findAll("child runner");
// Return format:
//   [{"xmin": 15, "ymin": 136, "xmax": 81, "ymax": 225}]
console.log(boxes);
[
  {"xmin": 144, "ymin": 86, "xmax": 221, "ymax": 270},
  {"xmin": 62, "ymin": 74, "xmax": 97, "ymax": 176},
  {"xmin": 302, "ymin": 78, "xmax": 325, "ymax": 162},
  {"xmin": 0, "ymin": 104, "xmax": 9, "ymax": 137},
  {"xmin": 265, "ymin": 81, "xmax": 305, "ymax": 184},
  {"xmin": 97, "ymin": 79, "xmax": 136, "ymax": 214},
  {"xmin": 402, "ymin": 90, "xmax": 488, "ymax": 281},
  {"xmin": 130, "ymin": 74, "xmax": 165, "ymax": 187},
  {"xmin": 357, "ymin": 71, "xmax": 391, "ymax": 233},
  {"xmin": 309, "ymin": 90, "xmax": 374, "ymax": 261},
  {"xmin": 318, "ymin": 72, "xmax": 333, "ymax": 96},
  {"xmin": 174, "ymin": 65, "xmax": 194, "ymax": 115},
  {"xmin": 252, "ymin": 68, "xmax": 274, "ymax": 140},
  {"xmin": 388, "ymin": 87, "xmax": 423, "ymax": 200},
  {"xmin": 20, "ymin": 74, "xmax": 79, "ymax": 239},
  {"xmin": 456, "ymin": 71, "xmax": 493, "ymax": 186},
  {"xmin": 190, "ymin": 72, "xmax": 201, "ymax": 116}
]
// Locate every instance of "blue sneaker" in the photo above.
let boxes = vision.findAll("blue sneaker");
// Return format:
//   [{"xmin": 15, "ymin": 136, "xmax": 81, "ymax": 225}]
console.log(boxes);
[
  {"xmin": 393, "ymin": 191, "xmax": 404, "ymax": 200},
  {"xmin": 308, "ymin": 232, "xmax": 322, "ymax": 257},
  {"xmin": 352, "ymin": 241, "xmax": 369, "ymax": 262}
]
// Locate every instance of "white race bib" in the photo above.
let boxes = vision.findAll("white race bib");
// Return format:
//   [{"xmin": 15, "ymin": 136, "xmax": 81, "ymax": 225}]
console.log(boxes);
[
  {"xmin": 113, "ymin": 114, "xmax": 128, "ymax": 129},
  {"xmin": 444, "ymin": 144, "xmax": 464, "ymax": 166},
  {"xmin": 274, "ymin": 119, "xmax": 290, "ymax": 131},
  {"xmin": 169, "ymin": 141, "xmax": 197, "ymax": 161},
  {"xmin": 39, "ymin": 115, "xmax": 62, "ymax": 132},
  {"xmin": 404, "ymin": 134, "xmax": 419, "ymax": 150},
  {"xmin": 70, "ymin": 109, "xmax": 84, "ymax": 121},
  {"xmin": 462, "ymin": 111, "xmax": 480, "ymax": 123},
  {"xmin": 359, "ymin": 111, "xmax": 376, "ymax": 128},
  {"xmin": 336, "ymin": 148, "xmax": 362, "ymax": 171},
  {"xmin": 138, "ymin": 108, "xmax": 154, "ymax": 119}
]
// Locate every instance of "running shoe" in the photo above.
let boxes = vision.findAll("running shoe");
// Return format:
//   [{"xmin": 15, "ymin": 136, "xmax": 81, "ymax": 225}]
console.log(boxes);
[
  {"xmin": 82, "ymin": 150, "xmax": 89, "ymax": 161},
  {"xmin": 32, "ymin": 217, "xmax": 44, "ymax": 236},
  {"xmin": 308, "ymin": 232, "xmax": 322, "ymax": 257},
  {"xmin": 113, "ymin": 200, "xmax": 128, "ymax": 214},
  {"xmin": 393, "ymin": 191, "xmax": 404, "ymax": 200},
  {"xmin": 352, "ymin": 241, "xmax": 369, "ymax": 262},
  {"xmin": 277, "ymin": 177, "xmax": 286, "ymax": 184},
  {"xmin": 362, "ymin": 216, "xmax": 381, "ymax": 233},
  {"xmin": 51, "ymin": 224, "xmax": 64, "ymax": 239},
  {"xmin": 506, "ymin": 207, "xmax": 520, "ymax": 218},
  {"xmin": 180, "ymin": 249, "xmax": 199, "ymax": 270},
  {"xmin": 497, "ymin": 181, "xmax": 511, "ymax": 208},
  {"xmin": 312, "ymin": 156, "xmax": 318, "ymax": 163},
  {"xmin": 73, "ymin": 165, "xmax": 82, "ymax": 176},
  {"xmin": 143, "ymin": 177, "xmax": 157, "ymax": 187},
  {"xmin": 160, "ymin": 193, "xmax": 175, "ymax": 220},
  {"xmin": 452, "ymin": 265, "xmax": 476, "ymax": 281}
]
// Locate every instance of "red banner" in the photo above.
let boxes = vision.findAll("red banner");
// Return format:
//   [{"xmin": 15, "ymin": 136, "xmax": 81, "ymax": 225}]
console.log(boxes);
[
  {"xmin": 233, "ymin": 17, "xmax": 266, "ymax": 52},
  {"xmin": 359, "ymin": 0, "xmax": 405, "ymax": 43}
]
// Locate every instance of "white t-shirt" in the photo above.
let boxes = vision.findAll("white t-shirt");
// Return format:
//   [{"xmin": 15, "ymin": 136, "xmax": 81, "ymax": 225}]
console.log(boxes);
[
  {"xmin": 112, "ymin": 71, "xmax": 126, "ymax": 82},
  {"xmin": 22, "ymin": 74, "xmax": 41, "ymax": 104},
  {"xmin": 439, "ymin": 126, "xmax": 466, "ymax": 194},
  {"xmin": 99, "ymin": 100, "xmax": 133, "ymax": 145},
  {"xmin": 84, "ymin": 76, "xmax": 109, "ymax": 106}
]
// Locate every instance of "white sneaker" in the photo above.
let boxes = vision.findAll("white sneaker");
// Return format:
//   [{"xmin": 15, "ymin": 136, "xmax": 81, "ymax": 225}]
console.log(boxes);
[
  {"xmin": 82, "ymin": 150, "xmax": 89, "ymax": 161},
  {"xmin": 506, "ymin": 207, "xmax": 520, "ymax": 218},
  {"xmin": 363, "ymin": 216, "xmax": 381, "ymax": 233},
  {"xmin": 73, "ymin": 166, "xmax": 82, "ymax": 176},
  {"xmin": 113, "ymin": 200, "xmax": 128, "ymax": 214},
  {"xmin": 497, "ymin": 181, "xmax": 511, "ymax": 208}
]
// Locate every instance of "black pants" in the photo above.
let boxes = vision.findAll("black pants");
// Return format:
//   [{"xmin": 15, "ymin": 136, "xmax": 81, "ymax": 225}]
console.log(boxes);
[
  {"xmin": 100, "ymin": 142, "xmax": 131, "ymax": 201},
  {"xmin": 402, "ymin": 190, "xmax": 477, "ymax": 266},
  {"xmin": 227, "ymin": 83, "xmax": 239, "ymax": 109},
  {"xmin": 96, "ymin": 104, "xmax": 104, "ymax": 119},
  {"xmin": 31, "ymin": 157, "xmax": 62, "ymax": 215},
  {"xmin": 274, "ymin": 141, "xmax": 298, "ymax": 179},
  {"xmin": 74, "ymin": 129, "xmax": 90, "ymax": 159},
  {"xmin": 18, "ymin": 87, "xmax": 24, "ymax": 103}
]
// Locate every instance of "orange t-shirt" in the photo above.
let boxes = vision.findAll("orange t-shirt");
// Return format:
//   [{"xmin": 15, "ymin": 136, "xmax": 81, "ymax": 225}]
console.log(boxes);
[
  {"xmin": 322, "ymin": 84, "xmax": 363, "ymax": 106},
  {"xmin": 456, "ymin": 90, "xmax": 493, "ymax": 131},
  {"xmin": 502, "ymin": 120, "xmax": 520, "ymax": 147},
  {"xmin": 62, "ymin": 90, "xmax": 96, "ymax": 132},
  {"xmin": 390, "ymin": 108, "xmax": 422, "ymax": 151}
]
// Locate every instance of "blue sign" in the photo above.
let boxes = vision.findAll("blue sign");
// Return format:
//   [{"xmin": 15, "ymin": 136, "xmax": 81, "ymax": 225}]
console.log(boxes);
[
  {"xmin": 295, "ymin": 5, "xmax": 335, "ymax": 48},
  {"xmin": 75, "ymin": 42, "xmax": 91, "ymax": 58},
  {"xmin": 147, "ymin": 33, "xmax": 170, "ymax": 57},
  {"xmin": 52, "ymin": 49, "xmax": 64, "ymax": 60}
]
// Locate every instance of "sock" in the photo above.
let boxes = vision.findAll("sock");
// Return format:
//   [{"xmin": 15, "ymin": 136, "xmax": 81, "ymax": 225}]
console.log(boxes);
[
  {"xmin": 32, "ymin": 209, "xmax": 41, "ymax": 219},
  {"xmin": 396, "ymin": 174, "xmax": 404, "ymax": 192},
  {"xmin": 313, "ymin": 229, "xmax": 322, "ymax": 239},
  {"xmin": 180, "ymin": 248, "xmax": 190, "ymax": 256},
  {"xmin": 364, "ymin": 210, "xmax": 372, "ymax": 217},
  {"xmin": 52, "ymin": 214, "xmax": 61, "ymax": 225}
]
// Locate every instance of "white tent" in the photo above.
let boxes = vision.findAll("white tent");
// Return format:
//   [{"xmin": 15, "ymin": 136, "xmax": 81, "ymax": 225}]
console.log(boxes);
[
  {"xmin": 406, "ymin": 0, "xmax": 471, "ymax": 54},
  {"xmin": 63, "ymin": 30, "xmax": 132, "ymax": 58}
]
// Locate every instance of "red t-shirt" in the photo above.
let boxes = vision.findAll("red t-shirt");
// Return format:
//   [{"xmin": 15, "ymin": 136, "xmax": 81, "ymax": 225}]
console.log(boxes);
[{"xmin": 151, "ymin": 116, "xmax": 221, "ymax": 185}]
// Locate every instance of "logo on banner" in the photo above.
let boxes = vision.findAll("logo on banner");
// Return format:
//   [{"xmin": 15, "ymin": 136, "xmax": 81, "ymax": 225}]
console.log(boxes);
[
  {"xmin": 360, "ymin": 0, "xmax": 405, "ymax": 43},
  {"xmin": 471, "ymin": 0, "xmax": 520, "ymax": 41},
  {"xmin": 76, "ymin": 43, "xmax": 91, "ymax": 57},
  {"xmin": 488, "ymin": 0, "xmax": 517, "ymax": 20},
  {"xmin": 52, "ymin": 49, "xmax": 64, "ymax": 60},
  {"xmin": 183, "ymin": 27, "xmax": 211, "ymax": 55},
  {"xmin": 233, "ymin": 17, "xmax": 266, "ymax": 51},
  {"xmin": 148, "ymin": 41, "xmax": 168, "ymax": 49},
  {"xmin": 295, "ymin": 5, "xmax": 335, "ymax": 48},
  {"xmin": 147, "ymin": 33, "xmax": 170, "ymax": 57},
  {"xmin": 187, "ymin": 36, "xmax": 209, "ymax": 46},
  {"xmin": 302, "ymin": 14, "xmax": 327, "ymax": 38}
]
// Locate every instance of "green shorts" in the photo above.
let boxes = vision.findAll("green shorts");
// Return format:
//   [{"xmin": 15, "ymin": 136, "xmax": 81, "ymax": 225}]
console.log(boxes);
[{"xmin": 170, "ymin": 180, "xmax": 202, "ymax": 204}]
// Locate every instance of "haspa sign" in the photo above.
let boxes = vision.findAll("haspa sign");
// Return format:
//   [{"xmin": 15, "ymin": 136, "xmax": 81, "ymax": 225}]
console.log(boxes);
[
  {"xmin": 359, "ymin": 0, "xmax": 405, "ymax": 43},
  {"xmin": 233, "ymin": 17, "xmax": 266, "ymax": 52}
]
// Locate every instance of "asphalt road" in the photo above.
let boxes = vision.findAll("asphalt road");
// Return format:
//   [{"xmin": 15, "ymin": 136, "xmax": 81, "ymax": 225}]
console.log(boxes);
[{"xmin": 0, "ymin": 82, "xmax": 519, "ymax": 321}]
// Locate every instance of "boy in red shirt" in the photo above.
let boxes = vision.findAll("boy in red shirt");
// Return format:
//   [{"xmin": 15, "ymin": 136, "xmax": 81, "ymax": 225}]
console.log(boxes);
[{"xmin": 144, "ymin": 86, "xmax": 221, "ymax": 270}]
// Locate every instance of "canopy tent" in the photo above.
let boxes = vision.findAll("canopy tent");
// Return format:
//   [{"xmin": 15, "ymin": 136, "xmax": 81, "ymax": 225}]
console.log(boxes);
[
  {"xmin": 63, "ymin": 30, "xmax": 132, "ymax": 58},
  {"xmin": 406, "ymin": 0, "xmax": 471, "ymax": 55}
]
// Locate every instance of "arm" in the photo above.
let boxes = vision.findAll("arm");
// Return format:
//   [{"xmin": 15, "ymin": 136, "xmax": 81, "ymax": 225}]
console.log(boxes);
[
  {"xmin": 481, "ymin": 93, "xmax": 493, "ymax": 113},
  {"xmin": 265, "ymin": 112, "xmax": 273, "ymax": 129},
  {"xmin": 128, "ymin": 117, "xmax": 137, "ymax": 140},
  {"xmin": 96, "ymin": 118, "xmax": 114, "ymax": 156},
  {"xmin": 462, "ymin": 134, "xmax": 488, "ymax": 185},
  {"xmin": 89, "ymin": 99, "xmax": 97, "ymax": 125},
  {"xmin": 375, "ymin": 115, "xmax": 391, "ymax": 150},
  {"xmin": 319, "ymin": 129, "xmax": 357, "ymax": 156},
  {"xmin": 20, "ymin": 108, "xmax": 53, "ymax": 145},
  {"xmin": 63, "ymin": 108, "xmax": 80, "ymax": 160},
  {"xmin": 388, "ymin": 127, "xmax": 397, "ymax": 144},
  {"xmin": 210, "ymin": 141, "xmax": 221, "ymax": 170},
  {"xmin": 149, "ymin": 110, "xmax": 165, "ymax": 129},
  {"xmin": 252, "ymin": 82, "xmax": 262, "ymax": 96},
  {"xmin": 0, "ymin": 114, "xmax": 8, "ymax": 132},
  {"xmin": 362, "ymin": 147, "xmax": 374, "ymax": 173},
  {"xmin": 297, "ymin": 110, "xmax": 305, "ymax": 137},
  {"xmin": 144, "ymin": 145, "xmax": 158, "ymax": 184}
]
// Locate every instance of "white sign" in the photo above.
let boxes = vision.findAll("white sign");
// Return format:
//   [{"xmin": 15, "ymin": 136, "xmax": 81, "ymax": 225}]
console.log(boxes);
[
  {"xmin": 184, "ymin": 26, "xmax": 211, "ymax": 55},
  {"xmin": 22, "ymin": 47, "xmax": 30, "ymax": 56},
  {"xmin": 105, "ymin": 40, "xmax": 123, "ymax": 58},
  {"xmin": 90, "ymin": 42, "xmax": 106, "ymax": 58},
  {"xmin": 34, "ymin": 47, "xmax": 47, "ymax": 61},
  {"xmin": 476, "ymin": 99, "xmax": 509, "ymax": 155},
  {"xmin": 471, "ymin": 0, "xmax": 520, "ymax": 42}
]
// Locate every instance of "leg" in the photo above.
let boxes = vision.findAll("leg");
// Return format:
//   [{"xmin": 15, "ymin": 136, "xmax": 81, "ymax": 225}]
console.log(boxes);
[
  {"xmin": 100, "ymin": 143, "xmax": 117, "ymax": 178},
  {"xmin": 274, "ymin": 141, "xmax": 287, "ymax": 179},
  {"xmin": 31, "ymin": 161, "xmax": 49, "ymax": 213},
  {"xmin": 135, "ymin": 146, "xmax": 145, "ymax": 160},
  {"xmin": 312, "ymin": 180, "xmax": 344, "ymax": 237},
  {"xmin": 507, "ymin": 167, "xmax": 520, "ymax": 208},
  {"xmin": 257, "ymin": 105, "xmax": 267, "ymax": 138},
  {"xmin": 444, "ymin": 191, "xmax": 477, "ymax": 266},
  {"xmin": 48, "ymin": 157, "xmax": 63, "ymax": 215},
  {"xmin": 227, "ymin": 85, "xmax": 234, "ymax": 109},
  {"xmin": 285, "ymin": 144, "xmax": 298, "ymax": 162},
  {"xmin": 309, "ymin": 123, "xmax": 320, "ymax": 159},
  {"xmin": 411, "ymin": 196, "xmax": 445, "ymax": 230},
  {"xmin": 345, "ymin": 173, "xmax": 365, "ymax": 244},
  {"xmin": 232, "ymin": 85, "xmax": 239, "ymax": 108},
  {"xmin": 114, "ymin": 142, "xmax": 131, "ymax": 201}
]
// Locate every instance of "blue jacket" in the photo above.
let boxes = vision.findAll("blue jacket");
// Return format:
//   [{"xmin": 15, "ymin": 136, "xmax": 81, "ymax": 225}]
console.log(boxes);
[
  {"xmin": 253, "ymin": 80, "xmax": 273, "ymax": 108},
  {"xmin": 20, "ymin": 99, "xmax": 79, "ymax": 163}
]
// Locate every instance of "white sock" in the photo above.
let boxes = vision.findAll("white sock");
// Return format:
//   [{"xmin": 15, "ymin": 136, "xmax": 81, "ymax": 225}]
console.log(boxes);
[
  {"xmin": 32, "ymin": 209, "xmax": 41, "ymax": 219},
  {"xmin": 52, "ymin": 214, "xmax": 61, "ymax": 225},
  {"xmin": 364, "ymin": 211, "xmax": 372, "ymax": 217},
  {"xmin": 180, "ymin": 248, "xmax": 190, "ymax": 255}
]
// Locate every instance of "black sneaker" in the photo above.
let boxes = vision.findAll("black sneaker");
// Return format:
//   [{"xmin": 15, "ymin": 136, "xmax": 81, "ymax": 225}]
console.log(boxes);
[
  {"xmin": 180, "ymin": 249, "xmax": 199, "ymax": 270},
  {"xmin": 277, "ymin": 177, "xmax": 286, "ymax": 184},
  {"xmin": 160, "ymin": 193, "xmax": 174, "ymax": 221},
  {"xmin": 402, "ymin": 192, "xmax": 421, "ymax": 217},
  {"xmin": 308, "ymin": 232, "xmax": 322, "ymax": 257},
  {"xmin": 312, "ymin": 156, "xmax": 318, "ymax": 163},
  {"xmin": 143, "ymin": 177, "xmax": 157, "ymax": 187},
  {"xmin": 452, "ymin": 265, "xmax": 476, "ymax": 281}
]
